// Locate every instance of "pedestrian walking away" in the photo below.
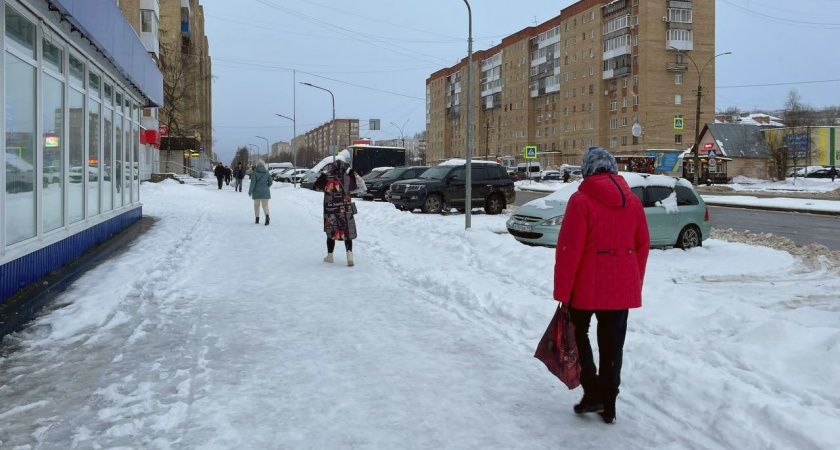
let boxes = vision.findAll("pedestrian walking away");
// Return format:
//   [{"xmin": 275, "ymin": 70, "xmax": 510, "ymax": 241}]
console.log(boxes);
[
  {"xmin": 224, "ymin": 166, "xmax": 232, "ymax": 186},
  {"xmin": 213, "ymin": 162, "xmax": 225, "ymax": 190},
  {"xmin": 552, "ymin": 146, "xmax": 650, "ymax": 424},
  {"xmin": 248, "ymin": 160, "xmax": 273, "ymax": 225},
  {"xmin": 233, "ymin": 162, "xmax": 245, "ymax": 192},
  {"xmin": 313, "ymin": 159, "xmax": 358, "ymax": 267},
  {"xmin": 830, "ymin": 165, "xmax": 837, "ymax": 182}
]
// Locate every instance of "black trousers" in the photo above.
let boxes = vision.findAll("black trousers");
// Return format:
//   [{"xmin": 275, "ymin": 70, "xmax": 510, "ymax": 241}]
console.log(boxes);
[
  {"xmin": 327, "ymin": 238, "xmax": 352, "ymax": 253},
  {"xmin": 216, "ymin": 176, "xmax": 223, "ymax": 189},
  {"xmin": 569, "ymin": 307, "xmax": 629, "ymax": 395}
]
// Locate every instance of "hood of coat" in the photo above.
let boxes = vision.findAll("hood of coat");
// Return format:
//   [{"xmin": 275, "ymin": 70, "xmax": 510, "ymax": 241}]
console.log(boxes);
[
  {"xmin": 254, "ymin": 161, "xmax": 268, "ymax": 174},
  {"xmin": 577, "ymin": 172, "xmax": 632, "ymax": 209}
]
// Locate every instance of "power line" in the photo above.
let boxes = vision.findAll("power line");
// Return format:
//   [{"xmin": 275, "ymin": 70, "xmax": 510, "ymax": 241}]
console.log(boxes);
[
  {"xmin": 718, "ymin": 78, "xmax": 840, "ymax": 89},
  {"xmin": 719, "ymin": 0, "xmax": 840, "ymax": 28}
]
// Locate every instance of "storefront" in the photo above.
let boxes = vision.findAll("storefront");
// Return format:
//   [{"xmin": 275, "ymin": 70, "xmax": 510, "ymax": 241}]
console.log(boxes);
[{"xmin": 1, "ymin": 0, "xmax": 162, "ymax": 305}]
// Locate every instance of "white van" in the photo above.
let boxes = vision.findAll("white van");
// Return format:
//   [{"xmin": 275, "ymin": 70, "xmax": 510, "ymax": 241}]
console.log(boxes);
[
  {"xmin": 515, "ymin": 162, "xmax": 543, "ymax": 180},
  {"xmin": 267, "ymin": 162, "xmax": 293, "ymax": 171}
]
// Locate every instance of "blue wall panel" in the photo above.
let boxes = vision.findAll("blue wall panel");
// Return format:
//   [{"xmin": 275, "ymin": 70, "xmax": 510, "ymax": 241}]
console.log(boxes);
[{"xmin": 0, "ymin": 207, "xmax": 142, "ymax": 305}]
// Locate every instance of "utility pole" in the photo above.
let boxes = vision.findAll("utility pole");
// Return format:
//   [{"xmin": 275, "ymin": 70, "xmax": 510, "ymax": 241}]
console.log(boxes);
[{"xmin": 462, "ymin": 0, "xmax": 473, "ymax": 229}]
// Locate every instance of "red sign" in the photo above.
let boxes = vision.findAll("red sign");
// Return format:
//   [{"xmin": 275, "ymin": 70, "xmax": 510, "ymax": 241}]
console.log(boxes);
[{"xmin": 158, "ymin": 125, "xmax": 168, "ymax": 137}]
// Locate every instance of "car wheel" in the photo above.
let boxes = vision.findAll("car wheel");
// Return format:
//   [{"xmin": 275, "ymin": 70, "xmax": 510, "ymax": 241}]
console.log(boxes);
[
  {"xmin": 456, "ymin": 208, "xmax": 466, "ymax": 213},
  {"xmin": 381, "ymin": 187, "xmax": 391, "ymax": 202},
  {"xmin": 484, "ymin": 194, "xmax": 505, "ymax": 215},
  {"xmin": 421, "ymin": 194, "xmax": 443, "ymax": 214},
  {"xmin": 676, "ymin": 225, "xmax": 702, "ymax": 249}
]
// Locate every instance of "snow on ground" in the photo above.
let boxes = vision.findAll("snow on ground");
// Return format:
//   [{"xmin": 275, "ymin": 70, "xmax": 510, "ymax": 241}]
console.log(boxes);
[{"xmin": 1, "ymin": 179, "xmax": 839, "ymax": 448}]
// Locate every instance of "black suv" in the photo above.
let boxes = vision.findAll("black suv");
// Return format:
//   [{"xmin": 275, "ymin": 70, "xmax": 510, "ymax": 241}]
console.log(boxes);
[
  {"xmin": 389, "ymin": 162, "xmax": 515, "ymax": 214},
  {"xmin": 364, "ymin": 166, "xmax": 429, "ymax": 201}
]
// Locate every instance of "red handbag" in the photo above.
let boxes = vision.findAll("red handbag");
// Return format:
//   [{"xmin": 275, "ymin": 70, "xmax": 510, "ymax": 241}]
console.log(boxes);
[{"xmin": 534, "ymin": 304, "xmax": 581, "ymax": 389}]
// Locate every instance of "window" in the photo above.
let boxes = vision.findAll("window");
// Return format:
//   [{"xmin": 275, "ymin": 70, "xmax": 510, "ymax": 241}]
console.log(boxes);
[
  {"xmin": 42, "ymin": 38, "xmax": 63, "ymax": 73},
  {"xmin": 675, "ymin": 74, "xmax": 682, "ymax": 85},
  {"xmin": 622, "ymin": 117, "xmax": 628, "ymax": 127},
  {"xmin": 675, "ymin": 94, "xmax": 682, "ymax": 105},
  {"xmin": 5, "ymin": 51, "xmax": 37, "ymax": 244},
  {"xmin": 675, "ymin": 134, "xmax": 683, "ymax": 144},
  {"xmin": 623, "ymin": 77, "xmax": 628, "ymax": 88},
  {"xmin": 646, "ymin": 187, "xmax": 673, "ymax": 207},
  {"xmin": 610, "ymin": 136, "xmax": 618, "ymax": 148},
  {"xmin": 42, "ymin": 74, "xmax": 65, "ymax": 232},
  {"xmin": 141, "ymin": 10, "xmax": 156, "ymax": 33},
  {"xmin": 633, "ymin": 75, "xmax": 639, "ymax": 85},
  {"xmin": 5, "ymin": 4, "xmax": 36, "ymax": 58},
  {"xmin": 610, "ymin": 101, "xmax": 617, "ymax": 111},
  {"xmin": 633, "ymin": 36, "xmax": 638, "ymax": 46},
  {"xmin": 675, "ymin": 186, "xmax": 700, "ymax": 205},
  {"xmin": 621, "ymin": 136, "xmax": 627, "ymax": 145},
  {"xmin": 622, "ymin": 97, "xmax": 628, "ymax": 107},
  {"xmin": 610, "ymin": 118, "xmax": 618, "ymax": 129},
  {"xmin": 676, "ymin": 54, "xmax": 683, "ymax": 64}
]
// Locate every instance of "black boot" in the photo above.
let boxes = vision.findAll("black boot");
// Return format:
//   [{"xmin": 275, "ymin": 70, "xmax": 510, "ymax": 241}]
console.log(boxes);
[
  {"xmin": 573, "ymin": 390, "xmax": 604, "ymax": 414},
  {"xmin": 264, "ymin": 215, "xmax": 270, "ymax": 226},
  {"xmin": 599, "ymin": 388, "xmax": 617, "ymax": 424},
  {"xmin": 255, "ymin": 217, "xmax": 259, "ymax": 224}
]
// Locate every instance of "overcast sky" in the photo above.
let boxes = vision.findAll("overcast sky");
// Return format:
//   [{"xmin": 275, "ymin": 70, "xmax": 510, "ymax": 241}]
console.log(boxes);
[{"xmin": 203, "ymin": 0, "xmax": 840, "ymax": 163}]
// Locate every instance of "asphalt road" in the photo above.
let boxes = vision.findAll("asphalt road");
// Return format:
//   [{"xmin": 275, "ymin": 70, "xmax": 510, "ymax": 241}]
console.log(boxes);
[{"xmin": 513, "ymin": 190, "xmax": 840, "ymax": 251}]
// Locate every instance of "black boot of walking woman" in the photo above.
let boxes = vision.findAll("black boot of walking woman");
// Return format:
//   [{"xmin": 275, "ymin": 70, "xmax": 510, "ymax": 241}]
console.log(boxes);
[{"xmin": 264, "ymin": 215, "xmax": 270, "ymax": 226}]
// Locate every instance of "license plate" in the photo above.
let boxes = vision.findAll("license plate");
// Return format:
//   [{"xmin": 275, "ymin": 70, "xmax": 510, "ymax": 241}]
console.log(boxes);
[
  {"xmin": 512, "ymin": 224, "xmax": 531, "ymax": 232},
  {"xmin": 391, "ymin": 195, "xmax": 401, "ymax": 200}
]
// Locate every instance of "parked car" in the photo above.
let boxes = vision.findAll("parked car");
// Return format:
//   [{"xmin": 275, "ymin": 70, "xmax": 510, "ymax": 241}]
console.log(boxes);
[
  {"xmin": 277, "ymin": 168, "xmax": 307, "ymax": 182},
  {"xmin": 43, "ymin": 165, "xmax": 61, "ymax": 185},
  {"xmin": 787, "ymin": 166, "xmax": 826, "ymax": 177},
  {"xmin": 364, "ymin": 166, "xmax": 429, "ymax": 201},
  {"xmin": 362, "ymin": 167, "xmax": 393, "ymax": 183},
  {"xmin": 6, "ymin": 156, "xmax": 34, "ymax": 193},
  {"xmin": 540, "ymin": 170, "xmax": 562, "ymax": 181},
  {"xmin": 507, "ymin": 173, "xmax": 710, "ymax": 249},
  {"xmin": 515, "ymin": 162, "xmax": 543, "ymax": 181},
  {"xmin": 389, "ymin": 161, "xmax": 515, "ymax": 214},
  {"xmin": 69, "ymin": 166, "xmax": 99, "ymax": 183},
  {"xmin": 804, "ymin": 169, "xmax": 832, "ymax": 178}
]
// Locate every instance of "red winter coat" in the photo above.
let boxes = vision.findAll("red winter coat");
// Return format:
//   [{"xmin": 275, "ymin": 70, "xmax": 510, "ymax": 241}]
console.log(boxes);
[{"xmin": 553, "ymin": 173, "xmax": 650, "ymax": 310}]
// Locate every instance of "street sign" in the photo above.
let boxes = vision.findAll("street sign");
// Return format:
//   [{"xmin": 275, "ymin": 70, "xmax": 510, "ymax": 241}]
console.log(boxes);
[
  {"xmin": 369, "ymin": 119, "xmax": 380, "ymax": 131},
  {"xmin": 708, "ymin": 158, "xmax": 717, "ymax": 168},
  {"xmin": 674, "ymin": 117, "xmax": 684, "ymax": 130},
  {"xmin": 708, "ymin": 148, "xmax": 717, "ymax": 168},
  {"xmin": 524, "ymin": 145, "xmax": 537, "ymax": 159},
  {"xmin": 199, "ymin": 147, "xmax": 205, "ymax": 153},
  {"xmin": 159, "ymin": 125, "xmax": 168, "ymax": 136}
]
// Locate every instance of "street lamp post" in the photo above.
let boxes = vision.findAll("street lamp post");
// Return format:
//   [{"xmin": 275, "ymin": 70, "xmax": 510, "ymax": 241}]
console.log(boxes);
[
  {"xmin": 275, "ymin": 113, "xmax": 298, "ymax": 187},
  {"xmin": 255, "ymin": 135, "xmax": 269, "ymax": 162},
  {"xmin": 247, "ymin": 144, "xmax": 258, "ymax": 166},
  {"xmin": 672, "ymin": 48, "xmax": 731, "ymax": 185},
  {"xmin": 301, "ymin": 82, "xmax": 336, "ymax": 164},
  {"xmin": 390, "ymin": 118, "xmax": 410, "ymax": 161},
  {"xmin": 462, "ymin": 0, "xmax": 473, "ymax": 229}
]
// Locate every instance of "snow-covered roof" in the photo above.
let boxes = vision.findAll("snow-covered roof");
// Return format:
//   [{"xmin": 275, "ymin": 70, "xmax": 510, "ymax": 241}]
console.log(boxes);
[{"xmin": 438, "ymin": 159, "xmax": 501, "ymax": 166}]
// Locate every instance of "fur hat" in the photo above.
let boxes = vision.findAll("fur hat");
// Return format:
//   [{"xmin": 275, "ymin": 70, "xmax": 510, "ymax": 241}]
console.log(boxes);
[
  {"xmin": 256, "ymin": 159, "xmax": 266, "ymax": 168},
  {"xmin": 581, "ymin": 146, "xmax": 618, "ymax": 179}
]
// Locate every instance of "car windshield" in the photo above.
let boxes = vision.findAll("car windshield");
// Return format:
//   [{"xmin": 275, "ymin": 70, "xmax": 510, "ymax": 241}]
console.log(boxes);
[
  {"xmin": 378, "ymin": 168, "xmax": 407, "ymax": 180},
  {"xmin": 419, "ymin": 166, "xmax": 451, "ymax": 180}
]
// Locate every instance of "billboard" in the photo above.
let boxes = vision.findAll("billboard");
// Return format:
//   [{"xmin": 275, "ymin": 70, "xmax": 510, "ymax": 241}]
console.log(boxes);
[{"xmin": 785, "ymin": 133, "xmax": 810, "ymax": 159}]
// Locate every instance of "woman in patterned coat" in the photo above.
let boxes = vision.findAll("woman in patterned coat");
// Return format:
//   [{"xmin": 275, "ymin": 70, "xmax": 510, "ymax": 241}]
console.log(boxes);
[{"xmin": 313, "ymin": 160, "xmax": 358, "ymax": 266}]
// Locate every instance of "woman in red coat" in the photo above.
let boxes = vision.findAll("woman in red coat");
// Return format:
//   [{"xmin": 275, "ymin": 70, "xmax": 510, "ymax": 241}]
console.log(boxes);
[{"xmin": 553, "ymin": 146, "xmax": 650, "ymax": 424}]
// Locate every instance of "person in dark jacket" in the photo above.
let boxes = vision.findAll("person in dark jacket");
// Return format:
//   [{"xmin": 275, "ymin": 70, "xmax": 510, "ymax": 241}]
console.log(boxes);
[
  {"xmin": 213, "ymin": 162, "xmax": 225, "ymax": 190},
  {"xmin": 553, "ymin": 146, "xmax": 650, "ymax": 424},
  {"xmin": 233, "ymin": 162, "xmax": 246, "ymax": 192},
  {"xmin": 248, "ymin": 160, "xmax": 273, "ymax": 225},
  {"xmin": 224, "ymin": 166, "xmax": 232, "ymax": 186},
  {"xmin": 830, "ymin": 165, "xmax": 837, "ymax": 182},
  {"xmin": 313, "ymin": 159, "xmax": 357, "ymax": 266}
]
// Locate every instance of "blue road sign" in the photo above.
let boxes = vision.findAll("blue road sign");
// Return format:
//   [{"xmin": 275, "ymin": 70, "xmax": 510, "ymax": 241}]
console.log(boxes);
[
  {"xmin": 524, "ymin": 145, "xmax": 537, "ymax": 159},
  {"xmin": 674, "ymin": 117, "xmax": 684, "ymax": 130}
]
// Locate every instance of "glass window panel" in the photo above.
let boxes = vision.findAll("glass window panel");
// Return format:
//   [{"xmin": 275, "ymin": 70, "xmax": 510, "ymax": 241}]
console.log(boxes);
[
  {"xmin": 87, "ymin": 99, "xmax": 101, "ymax": 217},
  {"xmin": 102, "ymin": 107, "xmax": 113, "ymax": 211},
  {"xmin": 69, "ymin": 54, "xmax": 84, "ymax": 86},
  {"xmin": 5, "ymin": 4, "xmax": 36, "ymax": 58},
  {"xmin": 68, "ymin": 89, "xmax": 85, "ymax": 223},
  {"xmin": 132, "ymin": 122, "xmax": 140, "ymax": 202},
  {"xmin": 88, "ymin": 71, "xmax": 100, "ymax": 98},
  {"xmin": 104, "ymin": 82, "xmax": 113, "ymax": 106},
  {"xmin": 5, "ymin": 52, "xmax": 37, "ymax": 244},
  {"xmin": 42, "ymin": 37, "xmax": 63, "ymax": 73},
  {"xmin": 122, "ymin": 115, "xmax": 130, "ymax": 205},
  {"xmin": 115, "ymin": 92, "xmax": 123, "ymax": 113},
  {"xmin": 42, "ymin": 74, "xmax": 65, "ymax": 232},
  {"xmin": 115, "ymin": 111, "xmax": 123, "ymax": 207},
  {"xmin": 141, "ymin": 10, "xmax": 153, "ymax": 33}
]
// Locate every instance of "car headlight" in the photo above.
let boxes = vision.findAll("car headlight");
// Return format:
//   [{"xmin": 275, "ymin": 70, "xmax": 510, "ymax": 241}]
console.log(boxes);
[
  {"xmin": 406, "ymin": 185, "xmax": 423, "ymax": 191},
  {"xmin": 372, "ymin": 182, "xmax": 382, "ymax": 188},
  {"xmin": 540, "ymin": 215, "xmax": 564, "ymax": 226}
]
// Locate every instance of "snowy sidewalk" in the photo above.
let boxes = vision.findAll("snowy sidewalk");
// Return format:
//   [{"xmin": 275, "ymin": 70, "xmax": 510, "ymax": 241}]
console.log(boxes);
[{"xmin": 1, "ymin": 179, "xmax": 839, "ymax": 449}]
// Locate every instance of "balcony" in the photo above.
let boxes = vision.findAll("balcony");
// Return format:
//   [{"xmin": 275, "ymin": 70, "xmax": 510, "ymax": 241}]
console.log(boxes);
[
  {"xmin": 181, "ymin": 0, "xmax": 190, "ymax": 13},
  {"xmin": 602, "ymin": 65, "xmax": 631, "ymax": 80},
  {"xmin": 666, "ymin": 62, "xmax": 689, "ymax": 71},
  {"xmin": 666, "ymin": 39, "xmax": 693, "ymax": 51},
  {"xmin": 140, "ymin": 0, "xmax": 160, "ymax": 16},
  {"xmin": 669, "ymin": 0, "xmax": 693, "ymax": 9},
  {"xmin": 181, "ymin": 20, "xmax": 191, "ymax": 39},
  {"xmin": 603, "ymin": 43, "xmax": 632, "ymax": 60},
  {"xmin": 140, "ymin": 31, "xmax": 159, "ymax": 58}
]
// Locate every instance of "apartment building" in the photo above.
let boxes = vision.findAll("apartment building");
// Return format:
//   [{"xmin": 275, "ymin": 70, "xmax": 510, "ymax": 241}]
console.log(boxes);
[
  {"xmin": 300, "ymin": 119, "xmax": 360, "ymax": 158},
  {"xmin": 426, "ymin": 0, "xmax": 715, "ymax": 169},
  {"xmin": 270, "ymin": 141, "xmax": 291, "ymax": 158}
]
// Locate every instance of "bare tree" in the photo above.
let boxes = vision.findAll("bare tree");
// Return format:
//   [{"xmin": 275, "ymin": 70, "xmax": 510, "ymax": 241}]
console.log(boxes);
[
  {"xmin": 158, "ymin": 29, "xmax": 205, "ymax": 138},
  {"xmin": 782, "ymin": 89, "xmax": 815, "ymax": 178}
]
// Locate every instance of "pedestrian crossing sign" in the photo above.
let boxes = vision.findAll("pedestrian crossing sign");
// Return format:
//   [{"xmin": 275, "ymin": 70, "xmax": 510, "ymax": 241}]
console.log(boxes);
[
  {"xmin": 674, "ymin": 117, "xmax": 684, "ymax": 130},
  {"xmin": 524, "ymin": 145, "xmax": 537, "ymax": 159}
]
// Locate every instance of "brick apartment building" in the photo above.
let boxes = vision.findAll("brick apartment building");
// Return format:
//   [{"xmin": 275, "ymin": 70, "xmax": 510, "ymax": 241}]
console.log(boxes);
[
  {"xmin": 300, "ymin": 119, "xmax": 360, "ymax": 158},
  {"xmin": 426, "ymin": 0, "xmax": 715, "ymax": 169}
]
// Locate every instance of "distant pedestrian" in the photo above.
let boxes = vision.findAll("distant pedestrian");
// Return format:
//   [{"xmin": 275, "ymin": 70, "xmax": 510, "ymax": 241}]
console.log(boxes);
[
  {"xmin": 213, "ymin": 162, "xmax": 225, "ymax": 190},
  {"xmin": 313, "ymin": 160, "xmax": 358, "ymax": 266},
  {"xmin": 233, "ymin": 162, "xmax": 245, "ymax": 192},
  {"xmin": 831, "ymin": 165, "xmax": 837, "ymax": 182},
  {"xmin": 552, "ymin": 146, "xmax": 650, "ymax": 425},
  {"xmin": 224, "ymin": 166, "xmax": 232, "ymax": 186},
  {"xmin": 248, "ymin": 160, "xmax": 273, "ymax": 225},
  {"xmin": 563, "ymin": 168, "xmax": 570, "ymax": 183}
]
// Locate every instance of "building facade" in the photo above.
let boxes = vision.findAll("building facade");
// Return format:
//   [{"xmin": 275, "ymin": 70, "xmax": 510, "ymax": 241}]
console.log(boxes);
[
  {"xmin": 270, "ymin": 140, "xmax": 290, "ymax": 159},
  {"xmin": 426, "ymin": 0, "xmax": 715, "ymax": 172},
  {"xmin": 300, "ymin": 119, "xmax": 360, "ymax": 157},
  {"xmin": 1, "ymin": 0, "xmax": 162, "ymax": 310}
]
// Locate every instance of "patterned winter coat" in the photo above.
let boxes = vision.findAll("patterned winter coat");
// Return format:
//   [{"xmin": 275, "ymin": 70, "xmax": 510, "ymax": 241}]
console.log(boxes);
[
  {"xmin": 553, "ymin": 172, "xmax": 650, "ymax": 310},
  {"xmin": 313, "ymin": 161, "xmax": 357, "ymax": 241},
  {"xmin": 248, "ymin": 162, "xmax": 273, "ymax": 199}
]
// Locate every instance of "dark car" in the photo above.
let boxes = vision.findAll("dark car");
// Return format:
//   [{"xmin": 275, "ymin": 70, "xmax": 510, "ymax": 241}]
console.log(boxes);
[
  {"xmin": 364, "ymin": 166, "xmax": 429, "ymax": 201},
  {"xmin": 805, "ymin": 169, "xmax": 832, "ymax": 179},
  {"xmin": 389, "ymin": 161, "xmax": 515, "ymax": 214}
]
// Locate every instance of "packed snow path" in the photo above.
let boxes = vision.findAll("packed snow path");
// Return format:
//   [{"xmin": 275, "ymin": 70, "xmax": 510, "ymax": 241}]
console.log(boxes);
[{"xmin": 1, "ymin": 180, "xmax": 838, "ymax": 449}]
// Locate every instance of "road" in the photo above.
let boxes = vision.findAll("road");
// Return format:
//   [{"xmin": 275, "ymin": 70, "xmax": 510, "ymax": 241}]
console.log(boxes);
[{"xmin": 513, "ymin": 190, "xmax": 840, "ymax": 250}]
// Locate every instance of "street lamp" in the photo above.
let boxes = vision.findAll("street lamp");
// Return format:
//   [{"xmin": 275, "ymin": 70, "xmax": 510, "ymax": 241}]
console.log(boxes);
[
  {"xmin": 247, "ymin": 144, "xmax": 258, "ymax": 166},
  {"xmin": 462, "ymin": 0, "xmax": 474, "ymax": 229},
  {"xmin": 390, "ymin": 118, "xmax": 410, "ymax": 159},
  {"xmin": 255, "ymin": 135, "xmax": 269, "ymax": 162},
  {"xmin": 671, "ymin": 47, "xmax": 731, "ymax": 185},
  {"xmin": 276, "ymin": 113, "xmax": 298, "ymax": 187},
  {"xmin": 300, "ymin": 82, "xmax": 336, "ymax": 164}
]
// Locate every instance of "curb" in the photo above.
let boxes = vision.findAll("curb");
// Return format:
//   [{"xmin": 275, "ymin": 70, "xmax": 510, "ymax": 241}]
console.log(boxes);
[{"xmin": 0, "ymin": 216, "xmax": 155, "ymax": 342}]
